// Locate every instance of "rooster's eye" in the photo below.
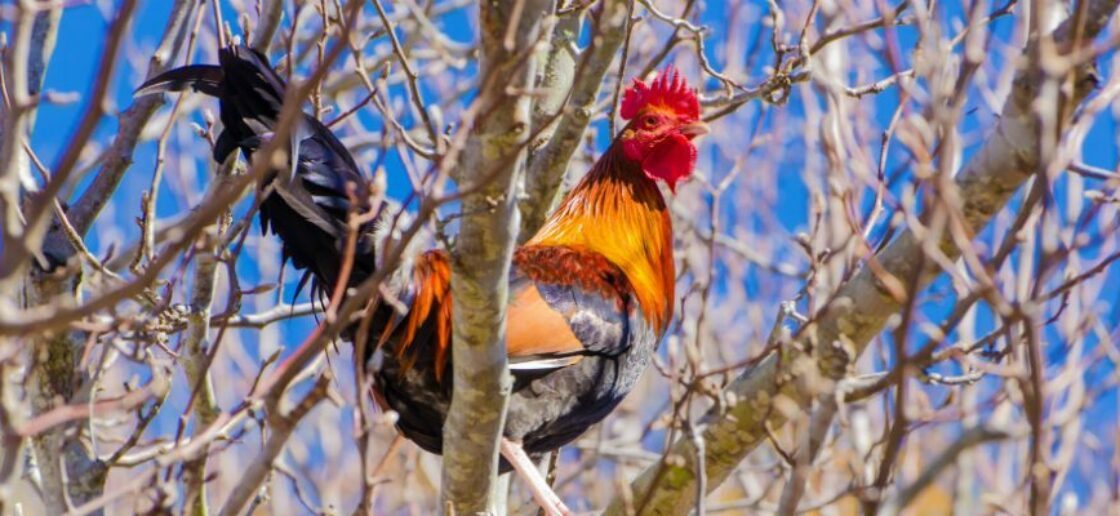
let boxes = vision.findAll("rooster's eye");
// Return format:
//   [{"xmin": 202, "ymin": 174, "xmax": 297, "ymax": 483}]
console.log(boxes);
[{"xmin": 643, "ymin": 116, "xmax": 658, "ymax": 128}]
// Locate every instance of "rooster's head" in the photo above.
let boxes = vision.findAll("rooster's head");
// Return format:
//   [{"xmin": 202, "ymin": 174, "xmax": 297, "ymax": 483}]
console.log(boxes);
[{"xmin": 619, "ymin": 67, "xmax": 708, "ymax": 192}]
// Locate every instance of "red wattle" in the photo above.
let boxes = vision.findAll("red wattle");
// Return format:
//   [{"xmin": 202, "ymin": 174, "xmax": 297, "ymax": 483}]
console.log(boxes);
[{"xmin": 641, "ymin": 134, "xmax": 695, "ymax": 192}]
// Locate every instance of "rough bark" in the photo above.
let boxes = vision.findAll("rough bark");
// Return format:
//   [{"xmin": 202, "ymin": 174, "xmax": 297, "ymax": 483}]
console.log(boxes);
[
  {"xmin": 440, "ymin": 0, "xmax": 552, "ymax": 512},
  {"xmin": 528, "ymin": 13, "xmax": 580, "ymax": 154},
  {"xmin": 605, "ymin": 1, "xmax": 1118, "ymax": 512}
]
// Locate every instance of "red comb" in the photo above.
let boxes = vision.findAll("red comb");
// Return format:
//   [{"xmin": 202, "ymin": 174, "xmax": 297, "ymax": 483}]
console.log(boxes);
[{"xmin": 620, "ymin": 66, "xmax": 700, "ymax": 122}]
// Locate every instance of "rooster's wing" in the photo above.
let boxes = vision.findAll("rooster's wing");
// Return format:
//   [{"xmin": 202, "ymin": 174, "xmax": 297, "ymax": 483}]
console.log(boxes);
[{"xmin": 380, "ymin": 245, "xmax": 636, "ymax": 380}]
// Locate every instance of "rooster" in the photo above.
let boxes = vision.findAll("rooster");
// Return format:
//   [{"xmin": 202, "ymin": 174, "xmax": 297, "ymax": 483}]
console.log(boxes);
[{"xmin": 139, "ymin": 45, "xmax": 707, "ymax": 514}]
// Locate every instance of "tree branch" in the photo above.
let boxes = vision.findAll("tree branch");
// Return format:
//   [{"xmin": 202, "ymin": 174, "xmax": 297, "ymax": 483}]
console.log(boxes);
[
  {"xmin": 0, "ymin": 0, "xmax": 140, "ymax": 285},
  {"xmin": 878, "ymin": 425, "xmax": 1013, "ymax": 515},
  {"xmin": 0, "ymin": 1, "xmax": 58, "ymax": 289},
  {"xmin": 518, "ymin": 0, "xmax": 629, "ymax": 240},
  {"xmin": 440, "ymin": 0, "xmax": 551, "ymax": 511},
  {"xmin": 606, "ymin": 0, "xmax": 1119, "ymax": 512},
  {"xmin": 250, "ymin": 0, "xmax": 284, "ymax": 52},
  {"xmin": 527, "ymin": 7, "xmax": 579, "ymax": 156},
  {"xmin": 57, "ymin": 0, "xmax": 201, "ymax": 242},
  {"xmin": 0, "ymin": 2, "xmax": 59, "ymax": 506},
  {"xmin": 216, "ymin": 374, "xmax": 331, "ymax": 516},
  {"xmin": 180, "ymin": 154, "xmax": 238, "ymax": 516}
]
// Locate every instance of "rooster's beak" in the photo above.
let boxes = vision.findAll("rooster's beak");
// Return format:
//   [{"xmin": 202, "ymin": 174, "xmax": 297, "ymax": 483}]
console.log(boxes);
[{"xmin": 680, "ymin": 121, "xmax": 710, "ymax": 139}]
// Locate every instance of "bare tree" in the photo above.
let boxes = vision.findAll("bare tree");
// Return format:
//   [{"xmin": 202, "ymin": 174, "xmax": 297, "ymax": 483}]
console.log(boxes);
[{"xmin": 2, "ymin": 0, "xmax": 1120, "ymax": 514}]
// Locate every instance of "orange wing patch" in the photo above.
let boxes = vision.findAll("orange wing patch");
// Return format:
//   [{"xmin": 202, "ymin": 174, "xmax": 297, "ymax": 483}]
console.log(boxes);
[
  {"xmin": 387, "ymin": 246, "xmax": 635, "ymax": 381},
  {"xmin": 505, "ymin": 284, "xmax": 584, "ymax": 366}
]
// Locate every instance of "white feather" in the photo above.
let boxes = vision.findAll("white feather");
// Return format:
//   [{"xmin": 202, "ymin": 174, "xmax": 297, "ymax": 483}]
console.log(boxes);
[{"xmin": 508, "ymin": 356, "xmax": 581, "ymax": 371}]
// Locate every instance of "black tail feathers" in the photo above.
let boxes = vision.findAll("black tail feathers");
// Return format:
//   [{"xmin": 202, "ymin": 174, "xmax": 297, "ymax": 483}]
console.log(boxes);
[
  {"xmin": 139, "ymin": 46, "xmax": 288, "ymax": 163},
  {"xmin": 135, "ymin": 65, "xmax": 223, "ymax": 97},
  {"xmin": 137, "ymin": 45, "xmax": 378, "ymax": 302}
]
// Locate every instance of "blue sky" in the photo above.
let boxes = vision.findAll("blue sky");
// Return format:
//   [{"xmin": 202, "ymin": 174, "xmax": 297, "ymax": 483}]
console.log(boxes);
[{"xmin": 11, "ymin": 0, "xmax": 1120, "ymax": 511}]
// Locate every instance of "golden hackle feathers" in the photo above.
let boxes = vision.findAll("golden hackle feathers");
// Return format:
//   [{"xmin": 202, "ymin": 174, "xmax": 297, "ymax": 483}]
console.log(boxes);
[{"xmin": 527, "ymin": 150, "xmax": 675, "ymax": 333}]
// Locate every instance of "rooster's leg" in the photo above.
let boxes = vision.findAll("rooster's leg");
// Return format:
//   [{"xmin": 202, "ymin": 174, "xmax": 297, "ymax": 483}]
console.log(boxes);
[{"xmin": 500, "ymin": 438, "xmax": 571, "ymax": 516}]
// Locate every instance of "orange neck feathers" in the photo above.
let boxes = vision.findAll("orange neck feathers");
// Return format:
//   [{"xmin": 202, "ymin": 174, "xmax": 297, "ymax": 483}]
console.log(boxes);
[{"xmin": 527, "ymin": 145, "xmax": 675, "ymax": 333}]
